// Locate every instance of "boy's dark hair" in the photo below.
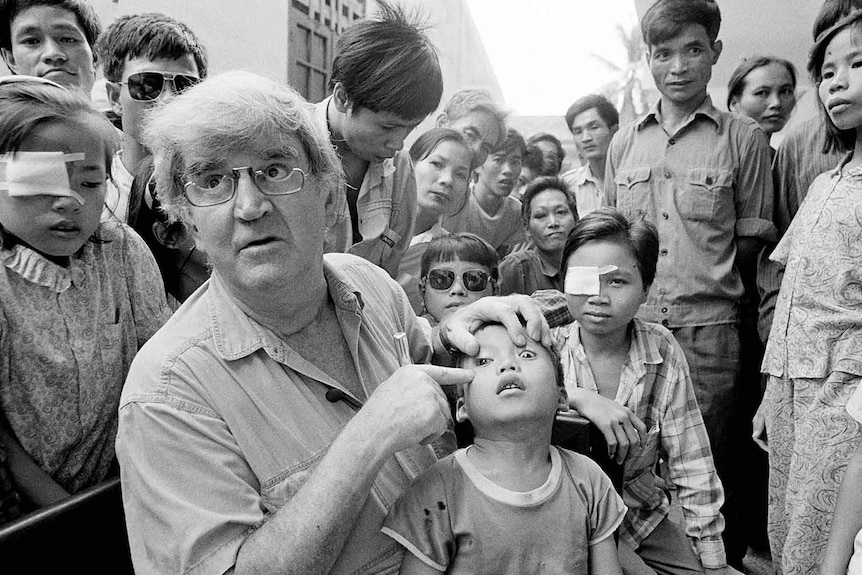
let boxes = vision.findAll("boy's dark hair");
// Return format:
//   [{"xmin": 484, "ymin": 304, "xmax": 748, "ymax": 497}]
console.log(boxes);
[
  {"xmin": 490, "ymin": 128, "xmax": 527, "ymax": 160},
  {"xmin": 813, "ymin": 0, "xmax": 862, "ymax": 39},
  {"xmin": 329, "ymin": 0, "xmax": 442, "ymax": 120},
  {"xmin": 452, "ymin": 320, "xmax": 566, "ymax": 397},
  {"xmin": 420, "ymin": 232, "xmax": 500, "ymax": 281},
  {"xmin": 565, "ymin": 94, "xmax": 619, "ymax": 132},
  {"xmin": 527, "ymin": 132, "xmax": 565, "ymax": 175},
  {"xmin": 560, "ymin": 208, "xmax": 659, "ymax": 288},
  {"xmin": 520, "ymin": 176, "xmax": 579, "ymax": 226},
  {"xmin": 96, "ymin": 13, "xmax": 208, "ymax": 83},
  {"xmin": 640, "ymin": 0, "xmax": 721, "ymax": 47},
  {"xmin": 726, "ymin": 56, "xmax": 797, "ymax": 110},
  {"xmin": 809, "ymin": 10, "xmax": 862, "ymax": 154},
  {"xmin": 522, "ymin": 144, "xmax": 544, "ymax": 175},
  {"xmin": 0, "ymin": 0, "xmax": 101, "ymax": 52}
]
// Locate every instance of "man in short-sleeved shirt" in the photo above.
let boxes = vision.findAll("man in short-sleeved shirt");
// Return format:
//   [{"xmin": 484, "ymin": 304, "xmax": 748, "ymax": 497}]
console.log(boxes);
[{"xmin": 602, "ymin": 1, "xmax": 775, "ymax": 569}]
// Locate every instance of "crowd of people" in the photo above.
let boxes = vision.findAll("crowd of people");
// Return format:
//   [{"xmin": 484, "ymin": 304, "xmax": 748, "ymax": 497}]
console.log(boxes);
[{"xmin": 0, "ymin": 0, "xmax": 861, "ymax": 573}]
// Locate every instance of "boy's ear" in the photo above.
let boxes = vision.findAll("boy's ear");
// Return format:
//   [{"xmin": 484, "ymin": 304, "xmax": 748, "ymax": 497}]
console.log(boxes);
[
  {"xmin": 455, "ymin": 397, "xmax": 469, "ymax": 423},
  {"xmin": 106, "ymin": 81, "xmax": 123, "ymax": 117},
  {"xmin": 1, "ymin": 47, "xmax": 18, "ymax": 74},
  {"xmin": 711, "ymin": 40, "xmax": 723, "ymax": 65},
  {"xmin": 332, "ymin": 82, "xmax": 351, "ymax": 113}
]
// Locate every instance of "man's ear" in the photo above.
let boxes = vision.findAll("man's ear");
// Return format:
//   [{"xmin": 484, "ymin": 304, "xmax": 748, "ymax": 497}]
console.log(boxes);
[
  {"xmin": 711, "ymin": 40, "xmax": 723, "ymax": 65},
  {"xmin": 106, "ymin": 81, "xmax": 123, "ymax": 117},
  {"xmin": 332, "ymin": 82, "xmax": 350, "ymax": 113},
  {"xmin": 455, "ymin": 396, "xmax": 469, "ymax": 423},
  {"xmin": 436, "ymin": 112, "xmax": 448, "ymax": 128},
  {"xmin": 151, "ymin": 221, "xmax": 182, "ymax": 249},
  {"xmin": 1, "ymin": 47, "xmax": 19, "ymax": 74}
]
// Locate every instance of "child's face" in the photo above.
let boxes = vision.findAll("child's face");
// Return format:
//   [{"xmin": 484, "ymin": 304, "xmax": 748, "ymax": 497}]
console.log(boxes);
[
  {"xmin": 648, "ymin": 23, "xmax": 720, "ymax": 111},
  {"xmin": 457, "ymin": 324, "xmax": 565, "ymax": 430},
  {"xmin": 0, "ymin": 117, "xmax": 107, "ymax": 257},
  {"xmin": 819, "ymin": 24, "xmax": 862, "ymax": 132},
  {"xmin": 476, "ymin": 148, "xmax": 522, "ymax": 199},
  {"xmin": 421, "ymin": 258, "xmax": 496, "ymax": 322},
  {"xmin": 564, "ymin": 240, "xmax": 648, "ymax": 338},
  {"xmin": 414, "ymin": 139, "xmax": 472, "ymax": 217}
]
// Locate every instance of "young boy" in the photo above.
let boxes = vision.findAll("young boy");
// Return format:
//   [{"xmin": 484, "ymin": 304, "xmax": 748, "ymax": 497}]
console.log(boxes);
[
  {"xmin": 316, "ymin": 1, "xmax": 443, "ymax": 277},
  {"xmin": 443, "ymin": 128, "xmax": 528, "ymax": 256},
  {"xmin": 553, "ymin": 208, "xmax": 735, "ymax": 574},
  {"xmin": 382, "ymin": 321, "xmax": 626, "ymax": 575},
  {"xmin": 97, "ymin": 12, "xmax": 207, "ymax": 223}
]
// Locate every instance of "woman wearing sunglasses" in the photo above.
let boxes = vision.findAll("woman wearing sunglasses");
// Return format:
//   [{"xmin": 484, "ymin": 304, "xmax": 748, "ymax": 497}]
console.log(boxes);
[{"xmin": 418, "ymin": 232, "xmax": 500, "ymax": 325}]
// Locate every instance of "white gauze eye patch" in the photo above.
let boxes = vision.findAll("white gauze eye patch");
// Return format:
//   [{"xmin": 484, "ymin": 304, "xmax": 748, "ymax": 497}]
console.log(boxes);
[
  {"xmin": 564, "ymin": 265, "xmax": 619, "ymax": 295},
  {"xmin": 0, "ymin": 151, "xmax": 86, "ymax": 205}
]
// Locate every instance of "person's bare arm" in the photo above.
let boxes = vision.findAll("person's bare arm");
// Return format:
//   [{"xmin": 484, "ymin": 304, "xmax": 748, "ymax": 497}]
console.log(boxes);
[
  {"xmin": 568, "ymin": 388, "xmax": 646, "ymax": 464},
  {"xmin": 820, "ymin": 442, "xmax": 862, "ymax": 575},
  {"xmin": 233, "ymin": 364, "xmax": 472, "ymax": 575},
  {"xmin": 0, "ymin": 424, "xmax": 68, "ymax": 507},
  {"xmin": 589, "ymin": 538, "xmax": 622, "ymax": 575}
]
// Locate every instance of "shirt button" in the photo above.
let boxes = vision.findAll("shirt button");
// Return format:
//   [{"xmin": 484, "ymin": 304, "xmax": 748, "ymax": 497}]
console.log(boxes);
[
  {"xmin": 661, "ymin": 307, "xmax": 668, "ymax": 313},
  {"xmin": 660, "ymin": 248, "xmax": 668, "ymax": 256},
  {"xmin": 705, "ymin": 176, "xmax": 714, "ymax": 185},
  {"xmin": 664, "ymin": 172, "xmax": 672, "ymax": 179},
  {"xmin": 661, "ymin": 319, "xmax": 670, "ymax": 327},
  {"xmin": 662, "ymin": 212, "xmax": 669, "ymax": 219},
  {"xmin": 659, "ymin": 288, "xmax": 667, "ymax": 295},
  {"xmin": 669, "ymin": 138, "xmax": 675, "ymax": 145}
]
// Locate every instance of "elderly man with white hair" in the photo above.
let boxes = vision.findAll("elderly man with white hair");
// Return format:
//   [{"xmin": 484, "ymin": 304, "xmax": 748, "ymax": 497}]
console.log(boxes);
[{"xmin": 116, "ymin": 71, "xmax": 548, "ymax": 575}]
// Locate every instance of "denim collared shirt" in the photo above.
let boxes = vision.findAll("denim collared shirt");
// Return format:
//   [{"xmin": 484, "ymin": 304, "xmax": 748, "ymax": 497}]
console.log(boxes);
[
  {"xmin": 315, "ymin": 96, "xmax": 417, "ymax": 278},
  {"xmin": 604, "ymin": 97, "xmax": 776, "ymax": 327},
  {"xmin": 117, "ymin": 253, "xmax": 436, "ymax": 575}
]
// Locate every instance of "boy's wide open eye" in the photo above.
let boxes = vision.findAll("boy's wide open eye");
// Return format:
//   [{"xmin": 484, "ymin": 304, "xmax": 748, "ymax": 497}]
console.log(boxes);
[
  {"xmin": 474, "ymin": 357, "xmax": 493, "ymax": 367},
  {"xmin": 518, "ymin": 349, "xmax": 537, "ymax": 359}
]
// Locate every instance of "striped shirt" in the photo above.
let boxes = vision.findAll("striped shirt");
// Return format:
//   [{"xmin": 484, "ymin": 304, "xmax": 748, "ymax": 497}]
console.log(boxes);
[{"xmin": 551, "ymin": 318, "xmax": 727, "ymax": 569}]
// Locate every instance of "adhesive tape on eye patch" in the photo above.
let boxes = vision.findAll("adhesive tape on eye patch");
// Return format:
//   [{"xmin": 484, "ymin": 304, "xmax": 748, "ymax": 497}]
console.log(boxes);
[
  {"xmin": 564, "ymin": 265, "xmax": 619, "ymax": 295},
  {"xmin": 0, "ymin": 152, "xmax": 86, "ymax": 205}
]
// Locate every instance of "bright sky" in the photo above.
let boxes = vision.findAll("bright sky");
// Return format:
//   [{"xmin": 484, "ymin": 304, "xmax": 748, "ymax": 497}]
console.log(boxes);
[{"xmin": 466, "ymin": 0, "xmax": 640, "ymax": 116}]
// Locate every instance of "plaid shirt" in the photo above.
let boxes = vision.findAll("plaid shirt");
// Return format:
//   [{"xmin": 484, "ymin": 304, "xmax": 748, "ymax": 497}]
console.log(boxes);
[{"xmin": 550, "ymin": 318, "xmax": 728, "ymax": 569}]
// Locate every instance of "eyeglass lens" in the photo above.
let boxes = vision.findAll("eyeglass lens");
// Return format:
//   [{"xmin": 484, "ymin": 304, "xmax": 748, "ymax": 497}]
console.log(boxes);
[
  {"xmin": 427, "ymin": 269, "xmax": 490, "ymax": 292},
  {"xmin": 127, "ymin": 72, "xmax": 199, "ymax": 101}
]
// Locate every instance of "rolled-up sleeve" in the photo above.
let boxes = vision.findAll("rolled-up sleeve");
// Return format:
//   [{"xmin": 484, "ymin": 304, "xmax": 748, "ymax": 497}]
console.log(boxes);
[{"xmin": 733, "ymin": 128, "xmax": 777, "ymax": 243}]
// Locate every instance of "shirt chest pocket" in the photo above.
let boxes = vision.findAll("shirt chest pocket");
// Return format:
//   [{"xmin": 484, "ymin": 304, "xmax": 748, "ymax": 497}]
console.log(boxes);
[
  {"xmin": 614, "ymin": 167, "xmax": 651, "ymax": 216},
  {"xmin": 680, "ymin": 168, "xmax": 733, "ymax": 221},
  {"xmin": 259, "ymin": 450, "xmax": 324, "ymax": 514}
]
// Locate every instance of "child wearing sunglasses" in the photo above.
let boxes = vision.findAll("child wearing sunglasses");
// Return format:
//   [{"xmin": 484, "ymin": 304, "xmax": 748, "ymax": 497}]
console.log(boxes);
[
  {"xmin": 97, "ymin": 12, "xmax": 207, "ymax": 224},
  {"xmin": 0, "ymin": 76, "xmax": 170, "ymax": 510},
  {"xmin": 382, "ymin": 320, "xmax": 626, "ymax": 575},
  {"xmin": 419, "ymin": 232, "xmax": 500, "ymax": 326}
]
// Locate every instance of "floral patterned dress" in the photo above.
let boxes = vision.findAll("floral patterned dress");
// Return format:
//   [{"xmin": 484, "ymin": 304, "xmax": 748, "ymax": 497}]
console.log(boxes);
[
  {"xmin": 0, "ymin": 222, "xmax": 170, "ymax": 494},
  {"xmin": 761, "ymin": 158, "xmax": 862, "ymax": 575}
]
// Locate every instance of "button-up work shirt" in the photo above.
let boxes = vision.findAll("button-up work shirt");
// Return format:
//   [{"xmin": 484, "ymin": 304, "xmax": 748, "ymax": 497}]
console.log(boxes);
[
  {"xmin": 552, "ymin": 319, "xmax": 727, "ymax": 568},
  {"xmin": 117, "ymin": 253, "xmax": 437, "ymax": 575},
  {"xmin": 315, "ymin": 97, "xmax": 417, "ymax": 278},
  {"xmin": 561, "ymin": 164, "xmax": 604, "ymax": 216},
  {"xmin": 604, "ymin": 97, "xmax": 776, "ymax": 328}
]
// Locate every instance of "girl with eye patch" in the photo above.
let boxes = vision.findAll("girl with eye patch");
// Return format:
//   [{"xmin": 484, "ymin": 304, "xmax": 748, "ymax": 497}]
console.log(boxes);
[{"xmin": 418, "ymin": 233, "xmax": 500, "ymax": 326}]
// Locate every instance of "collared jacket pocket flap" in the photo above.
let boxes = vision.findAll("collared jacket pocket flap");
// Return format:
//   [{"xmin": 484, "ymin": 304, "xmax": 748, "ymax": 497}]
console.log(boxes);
[{"xmin": 615, "ymin": 167, "xmax": 651, "ymax": 189}]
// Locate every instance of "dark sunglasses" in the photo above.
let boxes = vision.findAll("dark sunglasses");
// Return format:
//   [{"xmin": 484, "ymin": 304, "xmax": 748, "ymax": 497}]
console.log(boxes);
[
  {"xmin": 424, "ymin": 269, "xmax": 493, "ymax": 292},
  {"xmin": 120, "ymin": 72, "xmax": 200, "ymax": 101}
]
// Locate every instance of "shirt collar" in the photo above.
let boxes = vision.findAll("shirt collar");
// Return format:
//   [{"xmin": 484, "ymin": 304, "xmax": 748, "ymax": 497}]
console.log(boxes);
[
  {"xmin": 2, "ymin": 238, "xmax": 91, "ymax": 293},
  {"xmin": 638, "ymin": 95, "xmax": 720, "ymax": 131},
  {"xmin": 207, "ymin": 258, "xmax": 366, "ymax": 362},
  {"xmin": 572, "ymin": 164, "xmax": 598, "ymax": 186}
]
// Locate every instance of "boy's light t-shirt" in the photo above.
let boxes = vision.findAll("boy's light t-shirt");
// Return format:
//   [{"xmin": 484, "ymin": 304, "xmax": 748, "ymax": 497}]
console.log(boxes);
[
  {"xmin": 382, "ymin": 445, "xmax": 626, "ymax": 574},
  {"xmin": 845, "ymin": 385, "xmax": 862, "ymax": 575}
]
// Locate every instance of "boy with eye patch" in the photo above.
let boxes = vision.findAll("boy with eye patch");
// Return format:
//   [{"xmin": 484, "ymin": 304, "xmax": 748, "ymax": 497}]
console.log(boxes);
[
  {"xmin": 382, "ymin": 320, "xmax": 626, "ymax": 575},
  {"xmin": 96, "ymin": 12, "xmax": 207, "ymax": 223},
  {"xmin": 551, "ymin": 208, "xmax": 733, "ymax": 575}
]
